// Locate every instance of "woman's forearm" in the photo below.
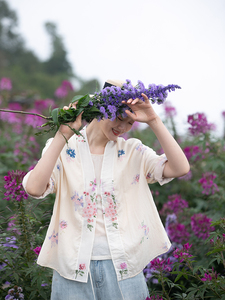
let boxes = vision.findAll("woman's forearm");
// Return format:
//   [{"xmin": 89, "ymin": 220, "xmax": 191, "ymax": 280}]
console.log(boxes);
[{"xmin": 147, "ymin": 117, "xmax": 190, "ymax": 178}]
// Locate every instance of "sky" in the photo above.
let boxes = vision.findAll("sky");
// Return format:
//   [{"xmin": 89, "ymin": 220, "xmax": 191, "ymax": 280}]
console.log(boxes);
[{"xmin": 6, "ymin": 0, "xmax": 225, "ymax": 136}]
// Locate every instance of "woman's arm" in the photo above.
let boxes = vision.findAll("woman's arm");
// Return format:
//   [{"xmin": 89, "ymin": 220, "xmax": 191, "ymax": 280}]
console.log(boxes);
[
  {"xmin": 123, "ymin": 94, "xmax": 190, "ymax": 178},
  {"xmin": 25, "ymin": 104, "xmax": 82, "ymax": 197}
]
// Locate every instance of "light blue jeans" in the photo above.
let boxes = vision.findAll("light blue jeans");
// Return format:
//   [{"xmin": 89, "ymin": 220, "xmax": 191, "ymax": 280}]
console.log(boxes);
[{"xmin": 51, "ymin": 260, "xmax": 149, "ymax": 300}]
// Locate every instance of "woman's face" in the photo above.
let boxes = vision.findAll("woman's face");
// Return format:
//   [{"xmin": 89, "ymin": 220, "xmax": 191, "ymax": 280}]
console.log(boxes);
[{"xmin": 99, "ymin": 116, "xmax": 134, "ymax": 142}]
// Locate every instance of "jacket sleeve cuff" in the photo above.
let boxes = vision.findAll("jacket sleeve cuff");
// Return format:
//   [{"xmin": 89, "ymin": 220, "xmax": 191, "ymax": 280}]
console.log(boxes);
[
  {"xmin": 154, "ymin": 155, "xmax": 174, "ymax": 186},
  {"xmin": 22, "ymin": 171, "xmax": 55, "ymax": 199}
]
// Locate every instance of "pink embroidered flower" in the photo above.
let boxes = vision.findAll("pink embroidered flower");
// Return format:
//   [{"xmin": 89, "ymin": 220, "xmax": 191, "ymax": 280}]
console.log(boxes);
[
  {"xmin": 79, "ymin": 264, "xmax": 86, "ymax": 270},
  {"xmin": 132, "ymin": 174, "xmax": 140, "ymax": 184},
  {"xmin": 120, "ymin": 262, "xmax": 127, "ymax": 269},
  {"xmin": 59, "ymin": 220, "xmax": 68, "ymax": 229}
]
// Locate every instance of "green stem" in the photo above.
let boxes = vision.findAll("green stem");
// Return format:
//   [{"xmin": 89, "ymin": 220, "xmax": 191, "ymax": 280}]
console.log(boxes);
[
  {"xmin": 0, "ymin": 108, "xmax": 51, "ymax": 120},
  {"xmin": 160, "ymin": 272, "xmax": 170, "ymax": 300},
  {"xmin": 18, "ymin": 200, "xmax": 32, "ymax": 263}
]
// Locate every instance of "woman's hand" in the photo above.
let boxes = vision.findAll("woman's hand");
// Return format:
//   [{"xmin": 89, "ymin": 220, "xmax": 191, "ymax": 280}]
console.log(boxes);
[
  {"xmin": 122, "ymin": 93, "xmax": 158, "ymax": 125},
  {"xmin": 58, "ymin": 102, "xmax": 83, "ymax": 140}
]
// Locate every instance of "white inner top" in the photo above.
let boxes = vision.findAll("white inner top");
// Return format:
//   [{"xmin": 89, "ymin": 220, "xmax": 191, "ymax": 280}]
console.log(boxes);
[{"xmin": 91, "ymin": 154, "xmax": 111, "ymax": 260}]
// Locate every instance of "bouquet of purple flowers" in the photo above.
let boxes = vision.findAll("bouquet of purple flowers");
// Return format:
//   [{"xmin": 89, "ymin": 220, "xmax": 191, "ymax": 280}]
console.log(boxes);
[{"xmin": 41, "ymin": 79, "xmax": 181, "ymax": 135}]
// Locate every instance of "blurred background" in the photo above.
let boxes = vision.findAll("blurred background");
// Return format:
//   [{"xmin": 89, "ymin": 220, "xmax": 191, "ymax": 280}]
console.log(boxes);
[{"xmin": 1, "ymin": 0, "xmax": 225, "ymax": 135}]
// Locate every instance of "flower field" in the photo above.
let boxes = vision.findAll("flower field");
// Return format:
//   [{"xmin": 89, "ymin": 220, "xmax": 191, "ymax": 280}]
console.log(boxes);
[{"xmin": 0, "ymin": 77, "xmax": 225, "ymax": 299}]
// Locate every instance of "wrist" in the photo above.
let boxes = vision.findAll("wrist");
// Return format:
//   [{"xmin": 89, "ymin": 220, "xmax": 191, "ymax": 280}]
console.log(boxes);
[{"xmin": 147, "ymin": 116, "xmax": 162, "ymax": 128}]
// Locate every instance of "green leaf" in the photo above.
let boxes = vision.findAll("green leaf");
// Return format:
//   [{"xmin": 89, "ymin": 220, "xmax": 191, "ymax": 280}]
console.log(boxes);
[
  {"xmin": 51, "ymin": 108, "xmax": 60, "ymax": 127},
  {"xmin": 71, "ymin": 95, "xmax": 85, "ymax": 103}
]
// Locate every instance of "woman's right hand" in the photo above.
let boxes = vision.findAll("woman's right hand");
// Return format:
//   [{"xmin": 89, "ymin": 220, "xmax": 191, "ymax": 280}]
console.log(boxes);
[{"xmin": 58, "ymin": 102, "xmax": 83, "ymax": 140}]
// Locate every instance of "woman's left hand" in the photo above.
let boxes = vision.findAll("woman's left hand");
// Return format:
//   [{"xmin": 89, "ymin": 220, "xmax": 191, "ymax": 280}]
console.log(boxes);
[{"xmin": 122, "ymin": 93, "xmax": 158, "ymax": 124}]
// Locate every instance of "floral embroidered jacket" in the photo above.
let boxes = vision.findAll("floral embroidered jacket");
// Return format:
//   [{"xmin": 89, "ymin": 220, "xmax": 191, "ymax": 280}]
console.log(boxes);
[{"xmin": 22, "ymin": 126, "xmax": 173, "ymax": 283}]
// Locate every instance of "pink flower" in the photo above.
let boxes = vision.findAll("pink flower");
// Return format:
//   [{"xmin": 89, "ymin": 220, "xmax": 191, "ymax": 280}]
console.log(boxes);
[
  {"xmin": 54, "ymin": 80, "xmax": 74, "ymax": 98},
  {"xmin": 4, "ymin": 170, "xmax": 28, "ymax": 202},
  {"xmin": 34, "ymin": 99, "xmax": 56, "ymax": 111},
  {"xmin": 201, "ymin": 273, "xmax": 212, "ymax": 281},
  {"xmin": 160, "ymin": 194, "xmax": 188, "ymax": 216},
  {"xmin": 120, "ymin": 262, "xmax": 127, "ymax": 270},
  {"xmin": 199, "ymin": 172, "xmax": 219, "ymax": 195},
  {"xmin": 187, "ymin": 113, "xmax": 215, "ymax": 135},
  {"xmin": 24, "ymin": 108, "xmax": 44, "ymax": 128},
  {"xmin": 33, "ymin": 246, "xmax": 42, "ymax": 256},
  {"xmin": 191, "ymin": 213, "xmax": 215, "ymax": 240},
  {"xmin": 79, "ymin": 264, "xmax": 86, "ymax": 270},
  {"xmin": 167, "ymin": 222, "xmax": 190, "ymax": 244},
  {"xmin": 0, "ymin": 77, "xmax": 12, "ymax": 90},
  {"xmin": 173, "ymin": 243, "xmax": 193, "ymax": 262},
  {"xmin": 150, "ymin": 257, "xmax": 172, "ymax": 272},
  {"xmin": 164, "ymin": 101, "xmax": 177, "ymax": 117}
]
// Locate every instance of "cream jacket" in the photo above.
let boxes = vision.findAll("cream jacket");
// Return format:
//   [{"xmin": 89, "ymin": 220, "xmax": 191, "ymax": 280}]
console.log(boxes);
[{"xmin": 23, "ymin": 126, "xmax": 172, "ymax": 283}]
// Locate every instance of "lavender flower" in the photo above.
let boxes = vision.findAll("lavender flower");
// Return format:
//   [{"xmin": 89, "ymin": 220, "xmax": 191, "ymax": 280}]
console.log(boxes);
[
  {"xmin": 5, "ymin": 286, "xmax": 24, "ymax": 300},
  {"xmin": 4, "ymin": 170, "xmax": 28, "ymax": 202}
]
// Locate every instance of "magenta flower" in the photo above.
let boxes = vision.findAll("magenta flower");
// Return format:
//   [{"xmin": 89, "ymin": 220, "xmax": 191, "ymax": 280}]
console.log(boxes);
[
  {"xmin": 199, "ymin": 172, "xmax": 219, "ymax": 195},
  {"xmin": 167, "ymin": 222, "xmax": 190, "ymax": 244},
  {"xmin": 33, "ymin": 246, "xmax": 42, "ymax": 256},
  {"xmin": 164, "ymin": 101, "xmax": 177, "ymax": 118},
  {"xmin": 0, "ymin": 77, "xmax": 12, "ymax": 91},
  {"xmin": 187, "ymin": 113, "xmax": 215, "ymax": 135},
  {"xmin": 201, "ymin": 272, "xmax": 212, "ymax": 281},
  {"xmin": 24, "ymin": 108, "xmax": 44, "ymax": 128},
  {"xmin": 120, "ymin": 262, "xmax": 127, "ymax": 270},
  {"xmin": 150, "ymin": 257, "xmax": 172, "ymax": 273},
  {"xmin": 191, "ymin": 213, "xmax": 215, "ymax": 240},
  {"xmin": 160, "ymin": 194, "xmax": 188, "ymax": 216},
  {"xmin": 4, "ymin": 170, "xmax": 28, "ymax": 202},
  {"xmin": 183, "ymin": 145, "xmax": 202, "ymax": 161},
  {"xmin": 54, "ymin": 80, "xmax": 74, "ymax": 98},
  {"xmin": 222, "ymin": 111, "xmax": 225, "ymax": 119},
  {"xmin": 34, "ymin": 99, "xmax": 56, "ymax": 111},
  {"xmin": 173, "ymin": 243, "xmax": 193, "ymax": 262}
]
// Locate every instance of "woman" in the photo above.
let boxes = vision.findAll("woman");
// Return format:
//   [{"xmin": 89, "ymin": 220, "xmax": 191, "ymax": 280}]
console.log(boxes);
[{"xmin": 23, "ymin": 80, "xmax": 190, "ymax": 300}]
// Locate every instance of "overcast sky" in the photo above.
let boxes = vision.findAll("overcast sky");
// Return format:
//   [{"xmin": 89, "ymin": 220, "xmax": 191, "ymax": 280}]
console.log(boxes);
[{"xmin": 6, "ymin": 0, "xmax": 225, "ymax": 136}]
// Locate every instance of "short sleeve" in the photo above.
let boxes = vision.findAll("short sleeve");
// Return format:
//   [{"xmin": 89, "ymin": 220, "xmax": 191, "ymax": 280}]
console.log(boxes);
[
  {"xmin": 22, "ymin": 138, "xmax": 60, "ymax": 199},
  {"xmin": 142, "ymin": 144, "xmax": 173, "ymax": 185}
]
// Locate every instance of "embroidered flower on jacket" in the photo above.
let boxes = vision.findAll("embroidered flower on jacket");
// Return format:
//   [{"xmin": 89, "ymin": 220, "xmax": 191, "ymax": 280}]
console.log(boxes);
[
  {"xmin": 59, "ymin": 220, "xmax": 68, "ymax": 229},
  {"xmin": 118, "ymin": 149, "xmax": 125, "ymax": 160},
  {"xmin": 48, "ymin": 230, "xmax": 58, "ymax": 247},
  {"xmin": 75, "ymin": 263, "xmax": 86, "ymax": 278},
  {"xmin": 90, "ymin": 179, "xmax": 97, "ymax": 191},
  {"xmin": 132, "ymin": 174, "xmax": 140, "ymax": 184},
  {"xmin": 83, "ymin": 192, "xmax": 97, "ymax": 231},
  {"xmin": 104, "ymin": 191, "xmax": 118, "ymax": 229},
  {"xmin": 66, "ymin": 147, "xmax": 76, "ymax": 162},
  {"xmin": 139, "ymin": 221, "xmax": 149, "ymax": 244},
  {"xmin": 136, "ymin": 143, "xmax": 147, "ymax": 154},
  {"xmin": 57, "ymin": 164, "xmax": 60, "ymax": 171},
  {"xmin": 71, "ymin": 191, "xmax": 84, "ymax": 211},
  {"xmin": 119, "ymin": 262, "xmax": 128, "ymax": 279}
]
